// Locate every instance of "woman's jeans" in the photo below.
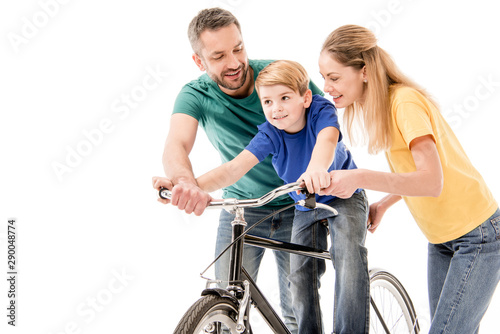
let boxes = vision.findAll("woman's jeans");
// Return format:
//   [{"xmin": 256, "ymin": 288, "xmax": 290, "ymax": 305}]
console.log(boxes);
[
  {"xmin": 428, "ymin": 208, "xmax": 500, "ymax": 334},
  {"xmin": 214, "ymin": 206, "xmax": 298, "ymax": 334},
  {"xmin": 289, "ymin": 191, "xmax": 370, "ymax": 334}
]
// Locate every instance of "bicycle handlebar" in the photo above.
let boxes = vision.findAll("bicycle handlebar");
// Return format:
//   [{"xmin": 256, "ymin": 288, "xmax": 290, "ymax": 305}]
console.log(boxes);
[{"xmin": 158, "ymin": 182, "xmax": 338, "ymax": 215}]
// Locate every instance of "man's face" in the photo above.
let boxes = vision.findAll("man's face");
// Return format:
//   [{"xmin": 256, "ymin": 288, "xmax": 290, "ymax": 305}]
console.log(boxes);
[{"xmin": 193, "ymin": 24, "xmax": 250, "ymax": 96}]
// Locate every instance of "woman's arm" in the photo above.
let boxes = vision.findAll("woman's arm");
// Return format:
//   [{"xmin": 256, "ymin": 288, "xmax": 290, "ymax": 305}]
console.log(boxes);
[
  {"xmin": 197, "ymin": 150, "xmax": 259, "ymax": 193},
  {"xmin": 321, "ymin": 134, "xmax": 444, "ymax": 198},
  {"xmin": 298, "ymin": 126, "xmax": 339, "ymax": 194}
]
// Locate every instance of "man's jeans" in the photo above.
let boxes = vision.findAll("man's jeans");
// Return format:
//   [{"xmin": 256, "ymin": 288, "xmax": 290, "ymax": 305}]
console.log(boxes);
[
  {"xmin": 428, "ymin": 208, "xmax": 500, "ymax": 334},
  {"xmin": 289, "ymin": 191, "xmax": 370, "ymax": 334},
  {"xmin": 215, "ymin": 206, "xmax": 298, "ymax": 333}
]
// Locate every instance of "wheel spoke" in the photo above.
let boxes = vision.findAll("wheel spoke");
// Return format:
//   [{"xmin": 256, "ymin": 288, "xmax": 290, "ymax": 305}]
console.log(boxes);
[
  {"xmin": 369, "ymin": 270, "xmax": 420, "ymax": 334},
  {"xmin": 174, "ymin": 295, "xmax": 245, "ymax": 334}
]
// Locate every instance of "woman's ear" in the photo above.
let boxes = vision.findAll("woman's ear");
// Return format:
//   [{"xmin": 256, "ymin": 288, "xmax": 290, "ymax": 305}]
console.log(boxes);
[
  {"xmin": 362, "ymin": 66, "xmax": 367, "ymax": 82},
  {"xmin": 303, "ymin": 89, "xmax": 313, "ymax": 108},
  {"xmin": 192, "ymin": 53, "xmax": 205, "ymax": 71}
]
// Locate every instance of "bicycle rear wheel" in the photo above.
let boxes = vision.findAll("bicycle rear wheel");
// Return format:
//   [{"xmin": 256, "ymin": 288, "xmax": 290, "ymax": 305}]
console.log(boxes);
[
  {"xmin": 173, "ymin": 294, "xmax": 247, "ymax": 334},
  {"xmin": 369, "ymin": 269, "xmax": 420, "ymax": 334}
]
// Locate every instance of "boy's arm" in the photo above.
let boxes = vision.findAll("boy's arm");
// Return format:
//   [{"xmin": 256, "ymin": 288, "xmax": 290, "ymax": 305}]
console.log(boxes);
[
  {"xmin": 299, "ymin": 126, "xmax": 340, "ymax": 194},
  {"xmin": 197, "ymin": 150, "xmax": 260, "ymax": 193}
]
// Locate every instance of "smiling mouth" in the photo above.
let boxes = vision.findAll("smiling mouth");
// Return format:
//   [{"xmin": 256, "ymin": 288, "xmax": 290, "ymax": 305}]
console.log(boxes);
[
  {"xmin": 332, "ymin": 94, "xmax": 342, "ymax": 99},
  {"xmin": 273, "ymin": 114, "xmax": 288, "ymax": 120},
  {"xmin": 224, "ymin": 67, "xmax": 243, "ymax": 79},
  {"xmin": 225, "ymin": 70, "xmax": 240, "ymax": 77}
]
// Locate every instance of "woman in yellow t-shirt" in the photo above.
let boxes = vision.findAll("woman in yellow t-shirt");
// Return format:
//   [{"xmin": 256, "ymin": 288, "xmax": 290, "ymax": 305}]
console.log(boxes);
[{"xmin": 317, "ymin": 24, "xmax": 499, "ymax": 334}]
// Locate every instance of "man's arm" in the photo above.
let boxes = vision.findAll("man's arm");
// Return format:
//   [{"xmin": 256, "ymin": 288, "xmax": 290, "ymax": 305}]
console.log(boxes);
[
  {"xmin": 161, "ymin": 113, "xmax": 212, "ymax": 216},
  {"xmin": 163, "ymin": 113, "xmax": 198, "ymax": 184},
  {"xmin": 298, "ymin": 126, "xmax": 340, "ymax": 194}
]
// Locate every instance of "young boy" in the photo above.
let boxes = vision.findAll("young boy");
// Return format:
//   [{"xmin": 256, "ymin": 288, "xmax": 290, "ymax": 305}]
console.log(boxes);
[{"xmin": 197, "ymin": 60, "xmax": 370, "ymax": 334}]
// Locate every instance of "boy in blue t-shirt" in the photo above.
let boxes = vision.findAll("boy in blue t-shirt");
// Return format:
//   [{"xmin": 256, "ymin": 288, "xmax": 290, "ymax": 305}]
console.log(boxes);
[{"xmin": 197, "ymin": 60, "xmax": 370, "ymax": 333}]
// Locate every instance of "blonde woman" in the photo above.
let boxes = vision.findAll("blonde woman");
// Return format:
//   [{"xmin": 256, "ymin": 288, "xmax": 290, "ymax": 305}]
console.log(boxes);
[{"xmin": 317, "ymin": 24, "xmax": 499, "ymax": 334}]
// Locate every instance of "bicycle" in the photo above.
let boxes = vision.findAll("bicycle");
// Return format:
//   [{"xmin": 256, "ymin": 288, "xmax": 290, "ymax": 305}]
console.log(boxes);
[{"xmin": 160, "ymin": 182, "xmax": 420, "ymax": 334}]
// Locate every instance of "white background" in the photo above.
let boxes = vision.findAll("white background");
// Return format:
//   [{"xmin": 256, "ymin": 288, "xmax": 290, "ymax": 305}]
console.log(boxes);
[{"xmin": 1, "ymin": 0, "xmax": 499, "ymax": 333}]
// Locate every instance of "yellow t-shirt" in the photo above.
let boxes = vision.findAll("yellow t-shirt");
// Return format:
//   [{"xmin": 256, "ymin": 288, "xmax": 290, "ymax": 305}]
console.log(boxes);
[{"xmin": 386, "ymin": 85, "xmax": 497, "ymax": 244}]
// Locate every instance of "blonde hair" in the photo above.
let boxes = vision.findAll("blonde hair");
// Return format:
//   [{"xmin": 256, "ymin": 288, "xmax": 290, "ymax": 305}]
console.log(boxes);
[
  {"xmin": 321, "ymin": 25, "xmax": 435, "ymax": 154},
  {"xmin": 255, "ymin": 60, "xmax": 310, "ymax": 96}
]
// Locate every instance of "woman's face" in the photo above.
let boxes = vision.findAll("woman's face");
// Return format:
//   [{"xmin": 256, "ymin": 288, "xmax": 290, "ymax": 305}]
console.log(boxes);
[{"xmin": 318, "ymin": 50, "xmax": 366, "ymax": 108}]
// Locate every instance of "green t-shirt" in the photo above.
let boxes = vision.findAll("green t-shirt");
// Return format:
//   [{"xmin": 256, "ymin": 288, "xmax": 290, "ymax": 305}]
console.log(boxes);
[{"xmin": 172, "ymin": 59, "xmax": 324, "ymax": 207}]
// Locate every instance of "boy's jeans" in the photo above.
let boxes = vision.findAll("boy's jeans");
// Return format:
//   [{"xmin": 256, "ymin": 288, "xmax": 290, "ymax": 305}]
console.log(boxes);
[
  {"xmin": 428, "ymin": 208, "xmax": 500, "ymax": 334},
  {"xmin": 289, "ymin": 191, "xmax": 370, "ymax": 334},
  {"xmin": 214, "ymin": 206, "xmax": 298, "ymax": 334}
]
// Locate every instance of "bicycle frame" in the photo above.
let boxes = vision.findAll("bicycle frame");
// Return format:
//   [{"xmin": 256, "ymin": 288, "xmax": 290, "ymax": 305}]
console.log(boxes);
[
  {"xmin": 216, "ymin": 208, "xmax": 395, "ymax": 334},
  {"xmin": 160, "ymin": 184, "xmax": 418, "ymax": 333},
  {"xmin": 208, "ymin": 205, "xmax": 331, "ymax": 334}
]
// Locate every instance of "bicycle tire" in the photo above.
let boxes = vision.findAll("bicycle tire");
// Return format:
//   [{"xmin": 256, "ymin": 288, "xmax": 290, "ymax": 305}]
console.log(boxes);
[
  {"xmin": 173, "ymin": 294, "xmax": 248, "ymax": 334},
  {"xmin": 369, "ymin": 269, "xmax": 420, "ymax": 334}
]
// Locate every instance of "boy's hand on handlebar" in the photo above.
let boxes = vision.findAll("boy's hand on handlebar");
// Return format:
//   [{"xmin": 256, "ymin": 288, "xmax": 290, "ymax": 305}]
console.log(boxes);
[
  {"xmin": 152, "ymin": 176, "xmax": 173, "ymax": 205},
  {"xmin": 297, "ymin": 169, "xmax": 331, "ymax": 195}
]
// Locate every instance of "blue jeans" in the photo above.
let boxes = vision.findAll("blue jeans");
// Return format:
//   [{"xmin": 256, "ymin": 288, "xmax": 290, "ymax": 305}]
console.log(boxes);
[
  {"xmin": 427, "ymin": 208, "xmax": 500, "ymax": 334},
  {"xmin": 289, "ymin": 191, "xmax": 370, "ymax": 334},
  {"xmin": 215, "ymin": 206, "xmax": 298, "ymax": 334}
]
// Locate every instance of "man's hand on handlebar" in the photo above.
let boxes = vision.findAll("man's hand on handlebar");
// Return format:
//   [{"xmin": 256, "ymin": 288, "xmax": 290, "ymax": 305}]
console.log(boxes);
[
  {"xmin": 152, "ymin": 176, "xmax": 174, "ymax": 205},
  {"xmin": 152, "ymin": 176, "xmax": 213, "ymax": 216}
]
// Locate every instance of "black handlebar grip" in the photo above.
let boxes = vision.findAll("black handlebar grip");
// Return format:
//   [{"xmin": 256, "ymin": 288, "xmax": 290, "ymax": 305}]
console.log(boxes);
[{"xmin": 159, "ymin": 188, "xmax": 172, "ymax": 200}]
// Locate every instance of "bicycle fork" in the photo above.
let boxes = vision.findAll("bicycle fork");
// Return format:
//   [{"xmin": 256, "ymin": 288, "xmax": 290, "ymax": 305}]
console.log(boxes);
[
  {"xmin": 228, "ymin": 208, "xmax": 247, "ymax": 283},
  {"xmin": 226, "ymin": 208, "xmax": 290, "ymax": 334},
  {"xmin": 226, "ymin": 207, "xmax": 251, "ymax": 333}
]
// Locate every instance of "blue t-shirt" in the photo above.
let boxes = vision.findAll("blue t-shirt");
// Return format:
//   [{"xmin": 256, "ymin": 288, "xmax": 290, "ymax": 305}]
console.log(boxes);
[
  {"xmin": 172, "ymin": 59, "xmax": 324, "ymax": 207},
  {"xmin": 245, "ymin": 95, "xmax": 360, "ymax": 211}
]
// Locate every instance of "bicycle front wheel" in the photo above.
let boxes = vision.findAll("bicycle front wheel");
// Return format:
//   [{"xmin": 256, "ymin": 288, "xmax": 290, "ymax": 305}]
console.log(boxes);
[
  {"xmin": 174, "ymin": 294, "xmax": 247, "ymax": 334},
  {"xmin": 369, "ymin": 269, "xmax": 420, "ymax": 334}
]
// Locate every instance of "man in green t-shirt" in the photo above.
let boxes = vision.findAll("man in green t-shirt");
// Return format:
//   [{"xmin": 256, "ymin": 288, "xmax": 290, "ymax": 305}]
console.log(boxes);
[{"xmin": 153, "ymin": 9, "xmax": 321, "ymax": 332}]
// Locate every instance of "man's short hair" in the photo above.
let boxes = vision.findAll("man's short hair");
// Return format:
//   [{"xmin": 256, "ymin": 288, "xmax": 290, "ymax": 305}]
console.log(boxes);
[{"xmin": 188, "ymin": 7, "xmax": 241, "ymax": 55}]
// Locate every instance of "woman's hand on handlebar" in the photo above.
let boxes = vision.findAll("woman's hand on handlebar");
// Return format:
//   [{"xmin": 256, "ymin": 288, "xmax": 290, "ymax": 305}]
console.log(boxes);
[{"xmin": 319, "ymin": 170, "xmax": 358, "ymax": 199}]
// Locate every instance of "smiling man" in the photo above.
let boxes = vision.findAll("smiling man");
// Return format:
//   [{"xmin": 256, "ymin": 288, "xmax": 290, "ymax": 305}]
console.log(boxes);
[{"xmin": 153, "ymin": 8, "xmax": 323, "ymax": 333}]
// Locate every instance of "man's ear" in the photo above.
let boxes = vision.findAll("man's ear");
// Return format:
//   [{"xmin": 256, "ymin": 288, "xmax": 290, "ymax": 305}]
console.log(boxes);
[
  {"xmin": 192, "ymin": 53, "xmax": 205, "ymax": 71},
  {"xmin": 303, "ymin": 89, "xmax": 313, "ymax": 108}
]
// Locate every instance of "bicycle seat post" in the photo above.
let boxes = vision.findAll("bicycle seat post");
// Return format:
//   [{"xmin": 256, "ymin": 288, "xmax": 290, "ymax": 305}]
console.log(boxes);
[{"xmin": 228, "ymin": 207, "xmax": 247, "ymax": 288}]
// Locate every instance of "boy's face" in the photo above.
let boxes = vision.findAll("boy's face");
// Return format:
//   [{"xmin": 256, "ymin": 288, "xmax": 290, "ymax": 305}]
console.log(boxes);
[
  {"xmin": 259, "ymin": 84, "xmax": 312, "ymax": 134},
  {"xmin": 192, "ymin": 24, "xmax": 251, "ymax": 97},
  {"xmin": 318, "ymin": 50, "xmax": 366, "ymax": 108}
]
